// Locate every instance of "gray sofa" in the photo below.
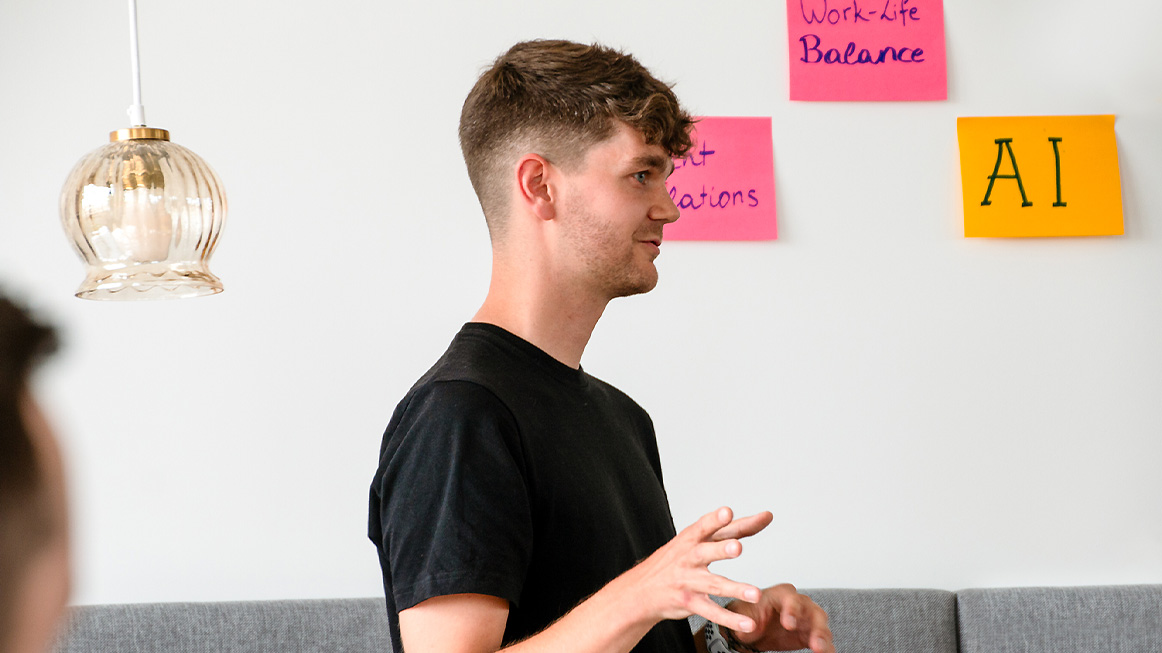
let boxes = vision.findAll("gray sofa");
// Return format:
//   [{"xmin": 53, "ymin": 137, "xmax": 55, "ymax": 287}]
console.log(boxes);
[{"xmin": 55, "ymin": 585, "xmax": 1162, "ymax": 652}]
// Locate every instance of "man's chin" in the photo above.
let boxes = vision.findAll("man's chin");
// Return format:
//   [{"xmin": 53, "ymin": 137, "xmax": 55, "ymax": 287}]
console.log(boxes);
[{"xmin": 610, "ymin": 273, "xmax": 659, "ymax": 299}]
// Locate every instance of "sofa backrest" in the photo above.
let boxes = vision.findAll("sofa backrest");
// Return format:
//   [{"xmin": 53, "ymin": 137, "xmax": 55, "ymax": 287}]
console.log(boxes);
[
  {"xmin": 956, "ymin": 585, "xmax": 1162, "ymax": 653},
  {"xmin": 807, "ymin": 588, "xmax": 958, "ymax": 653},
  {"xmin": 53, "ymin": 585, "xmax": 1162, "ymax": 653},
  {"xmin": 55, "ymin": 597, "xmax": 391, "ymax": 653},
  {"xmin": 60, "ymin": 590, "xmax": 961, "ymax": 653}
]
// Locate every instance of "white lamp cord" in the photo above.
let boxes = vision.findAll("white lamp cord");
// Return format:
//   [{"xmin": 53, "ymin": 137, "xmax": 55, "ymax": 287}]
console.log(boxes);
[{"xmin": 126, "ymin": 0, "xmax": 147, "ymax": 126}]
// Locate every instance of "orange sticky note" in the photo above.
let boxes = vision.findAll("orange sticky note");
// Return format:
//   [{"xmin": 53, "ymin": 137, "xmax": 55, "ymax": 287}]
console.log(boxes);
[
  {"xmin": 787, "ymin": 0, "xmax": 947, "ymax": 101},
  {"xmin": 957, "ymin": 115, "xmax": 1124, "ymax": 238},
  {"xmin": 665, "ymin": 117, "xmax": 777, "ymax": 241}
]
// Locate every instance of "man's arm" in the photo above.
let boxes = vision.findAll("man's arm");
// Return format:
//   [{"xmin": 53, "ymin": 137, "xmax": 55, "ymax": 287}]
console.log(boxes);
[
  {"xmin": 400, "ymin": 507, "xmax": 771, "ymax": 653},
  {"xmin": 399, "ymin": 594, "xmax": 508, "ymax": 653}
]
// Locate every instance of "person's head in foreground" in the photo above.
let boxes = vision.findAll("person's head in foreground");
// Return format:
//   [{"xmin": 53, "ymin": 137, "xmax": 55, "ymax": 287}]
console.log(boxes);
[{"xmin": 0, "ymin": 294, "xmax": 68, "ymax": 653}]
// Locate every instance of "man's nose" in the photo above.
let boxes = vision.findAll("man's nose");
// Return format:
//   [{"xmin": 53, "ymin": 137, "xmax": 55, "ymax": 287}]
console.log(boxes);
[{"xmin": 650, "ymin": 187, "xmax": 681, "ymax": 224}]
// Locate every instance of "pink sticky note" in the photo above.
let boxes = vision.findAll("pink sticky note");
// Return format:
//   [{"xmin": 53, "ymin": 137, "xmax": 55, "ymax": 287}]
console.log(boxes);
[
  {"xmin": 665, "ymin": 117, "xmax": 777, "ymax": 241},
  {"xmin": 787, "ymin": 0, "xmax": 947, "ymax": 101}
]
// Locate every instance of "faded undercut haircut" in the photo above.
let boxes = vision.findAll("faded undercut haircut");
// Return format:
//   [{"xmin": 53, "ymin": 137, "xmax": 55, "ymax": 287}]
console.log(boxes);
[
  {"xmin": 458, "ymin": 39, "xmax": 695, "ymax": 237},
  {"xmin": 0, "ymin": 294, "xmax": 59, "ymax": 649}
]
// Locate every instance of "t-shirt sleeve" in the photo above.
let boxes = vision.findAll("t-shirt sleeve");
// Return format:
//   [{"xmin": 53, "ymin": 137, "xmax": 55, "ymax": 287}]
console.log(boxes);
[{"xmin": 372, "ymin": 380, "xmax": 532, "ymax": 612}]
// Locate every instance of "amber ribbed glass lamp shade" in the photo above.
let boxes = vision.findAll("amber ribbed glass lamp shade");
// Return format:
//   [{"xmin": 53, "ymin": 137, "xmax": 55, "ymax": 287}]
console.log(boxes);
[{"xmin": 60, "ymin": 127, "xmax": 226, "ymax": 300}]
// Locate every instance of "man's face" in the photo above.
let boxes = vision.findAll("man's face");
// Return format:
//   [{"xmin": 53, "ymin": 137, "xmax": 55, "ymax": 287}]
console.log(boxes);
[{"xmin": 552, "ymin": 122, "xmax": 681, "ymax": 299}]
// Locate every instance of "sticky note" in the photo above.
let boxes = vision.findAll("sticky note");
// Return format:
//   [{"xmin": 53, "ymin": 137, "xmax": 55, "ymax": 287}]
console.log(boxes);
[
  {"xmin": 665, "ymin": 117, "xmax": 777, "ymax": 241},
  {"xmin": 787, "ymin": 0, "xmax": 947, "ymax": 101},
  {"xmin": 957, "ymin": 115, "xmax": 1123, "ymax": 238}
]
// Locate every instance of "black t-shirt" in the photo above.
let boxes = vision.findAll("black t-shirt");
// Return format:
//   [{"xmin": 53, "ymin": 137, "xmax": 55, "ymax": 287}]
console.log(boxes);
[{"xmin": 368, "ymin": 323, "xmax": 695, "ymax": 652}]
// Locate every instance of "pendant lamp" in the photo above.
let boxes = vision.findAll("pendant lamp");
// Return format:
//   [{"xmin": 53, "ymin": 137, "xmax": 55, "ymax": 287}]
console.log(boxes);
[{"xmin": 59, "ymin": 0, "xmax": 226, "ymax": 300}]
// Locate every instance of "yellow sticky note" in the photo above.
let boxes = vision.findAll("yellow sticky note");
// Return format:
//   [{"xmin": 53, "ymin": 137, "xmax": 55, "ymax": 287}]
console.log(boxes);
[{"xmin": 957, "ymin": 115, "xmax": 1123, "ymax": 237}]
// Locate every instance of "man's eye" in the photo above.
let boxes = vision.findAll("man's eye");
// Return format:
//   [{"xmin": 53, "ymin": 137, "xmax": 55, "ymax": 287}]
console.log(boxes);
[{"xmin": 633, "ymin": 171, "xmax": 649, "ymax": 184}]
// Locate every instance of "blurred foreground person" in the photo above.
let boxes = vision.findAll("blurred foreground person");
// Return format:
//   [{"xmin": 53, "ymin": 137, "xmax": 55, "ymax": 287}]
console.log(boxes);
[{"xmin": 0, "ymin": 294, "xmax": 69, "ymax": 653}]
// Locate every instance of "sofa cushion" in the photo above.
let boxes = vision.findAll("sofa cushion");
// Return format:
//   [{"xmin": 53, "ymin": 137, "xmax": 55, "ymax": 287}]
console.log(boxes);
[
  {"xmin": 54, "ymin": 597, "xmax": 391, "ymax": 653},
  {"xmin": 957, "ymin": 585, "xmax": 1162, "ymax": 653}
]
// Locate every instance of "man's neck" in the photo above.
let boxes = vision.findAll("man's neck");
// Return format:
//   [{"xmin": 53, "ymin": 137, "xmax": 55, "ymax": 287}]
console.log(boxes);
[{"xmin": 472, "ymin": 262, "xmax": 608, "ymax": 370}]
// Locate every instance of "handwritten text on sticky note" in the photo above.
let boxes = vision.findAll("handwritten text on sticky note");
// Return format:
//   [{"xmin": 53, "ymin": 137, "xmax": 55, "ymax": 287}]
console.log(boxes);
[
  {"xmin": 957, "ymin": 115, "xmax": 1123, "ymax": 238},
  {"xmin": 665, "ymin": 117, "xmax": 777, "ymax": 241},
  {"xmin": 786, "ymin": 0, "xmax": 947, "ymax": 101}
]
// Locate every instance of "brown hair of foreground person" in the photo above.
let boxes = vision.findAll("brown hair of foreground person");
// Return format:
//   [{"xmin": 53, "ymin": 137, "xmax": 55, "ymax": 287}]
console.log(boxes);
[{"xmin": 0, "ymin": 294, "xmax": 68, "ymax": 653}]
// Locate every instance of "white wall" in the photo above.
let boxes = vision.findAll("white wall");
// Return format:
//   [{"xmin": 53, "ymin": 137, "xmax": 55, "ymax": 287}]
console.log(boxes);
[{"xmin": 1, "ymin": 0, "xmax": 1159, "ymax": 605}]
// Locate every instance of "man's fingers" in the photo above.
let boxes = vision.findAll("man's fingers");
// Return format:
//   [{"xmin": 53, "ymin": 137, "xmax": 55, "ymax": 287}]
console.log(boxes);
[
  {"xmin": 779, "ymin": 593, "xmax": 814, "ymax": 634},
  {"xmin": 711, "ymin": 577, "xmax": 763, "ymax": 605},
  {"xmin": 710, "ymin": 511, "xmax": 774, "ymax": 541},
  {"xmin": 681, "ymin": 506, "xmax": 775, "ymax": 545},
  {"xmin": 692, "ymin": 538, "xmax": 744, "ymax": 566},
  {"xmin": 766, "ymin": 585, "xmax": 834, "ymax": 653},
  {"xmin": 804, "ymin": 619, "xmax": 835, "ymax": 653},
  {"xmin": 764, "ymin": 583, "xmax": 805, "ymax": 630},
  {"xmin": 684, "ymin": 558, "xmax": 763, "ymax": 603},
  {"xmin": 682, "ymin": 506, "xmax": 734, "ymax": 542},
  {"xmin": 811, "ymin": 631, "xmax": 836, "ymax": 653},
  {"xmin": 802, "ymin": 599, "xmax": 833, "ymax": 651},
  {"xmin": 688, "ymin": 595, "xmax": 756, "ymax": 634}
]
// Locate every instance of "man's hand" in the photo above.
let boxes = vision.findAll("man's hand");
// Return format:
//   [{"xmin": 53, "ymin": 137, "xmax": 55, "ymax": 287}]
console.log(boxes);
[
  {"xmin": 723, "ymin": 584, "xmax": 834, "ymax": 653},
  {"xmin": 400, "ymin": 507, "xmax": 816, "ymax": 653},
  {"xmin": 609, "ymin": 507, "xmax": 775, "ymax": 634}
]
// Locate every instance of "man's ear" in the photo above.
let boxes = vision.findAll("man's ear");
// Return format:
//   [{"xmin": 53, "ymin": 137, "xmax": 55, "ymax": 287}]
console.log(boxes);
[{"xmin": 515, "ymin": 154, "xmax": 556, "ymax": 221}]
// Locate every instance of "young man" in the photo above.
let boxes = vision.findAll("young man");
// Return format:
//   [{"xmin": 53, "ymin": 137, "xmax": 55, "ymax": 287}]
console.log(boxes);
[
  {"xmin": 368, "ymin": 40, "xmax": 833, "ymax": 653},
  {"xmin": 0, "ymin": 294, "xmax": 70, "ymax": 653}
]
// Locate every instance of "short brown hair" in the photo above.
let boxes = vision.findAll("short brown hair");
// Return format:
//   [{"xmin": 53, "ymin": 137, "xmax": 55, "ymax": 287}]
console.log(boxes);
[
  {"xmin": 0, "ymin": 294, "xmax": 59, "ymax": 649},
  {"xmin": 459, "ymin": 40, "xmax": 694, "ymax": 235}
]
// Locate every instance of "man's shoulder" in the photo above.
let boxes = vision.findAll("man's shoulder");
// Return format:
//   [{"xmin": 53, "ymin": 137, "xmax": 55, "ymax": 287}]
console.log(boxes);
[
  {"xmin": 408, "ymin": 323, "xmax": 520, "ymax": 395},
  {"xmin": 386, "ymin": 323, "xmax": 536, "ymax": 434},
  {"xmin": 395, "ymin": 322, "xmax": 653, "ymax": 429},
  {"xmin": 375, "ymin": 332, "xmax": 525, "ymax": 480},
  {"xmin": 411, "ymin": 322, "xmax": 594, "ymax": 396}
]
